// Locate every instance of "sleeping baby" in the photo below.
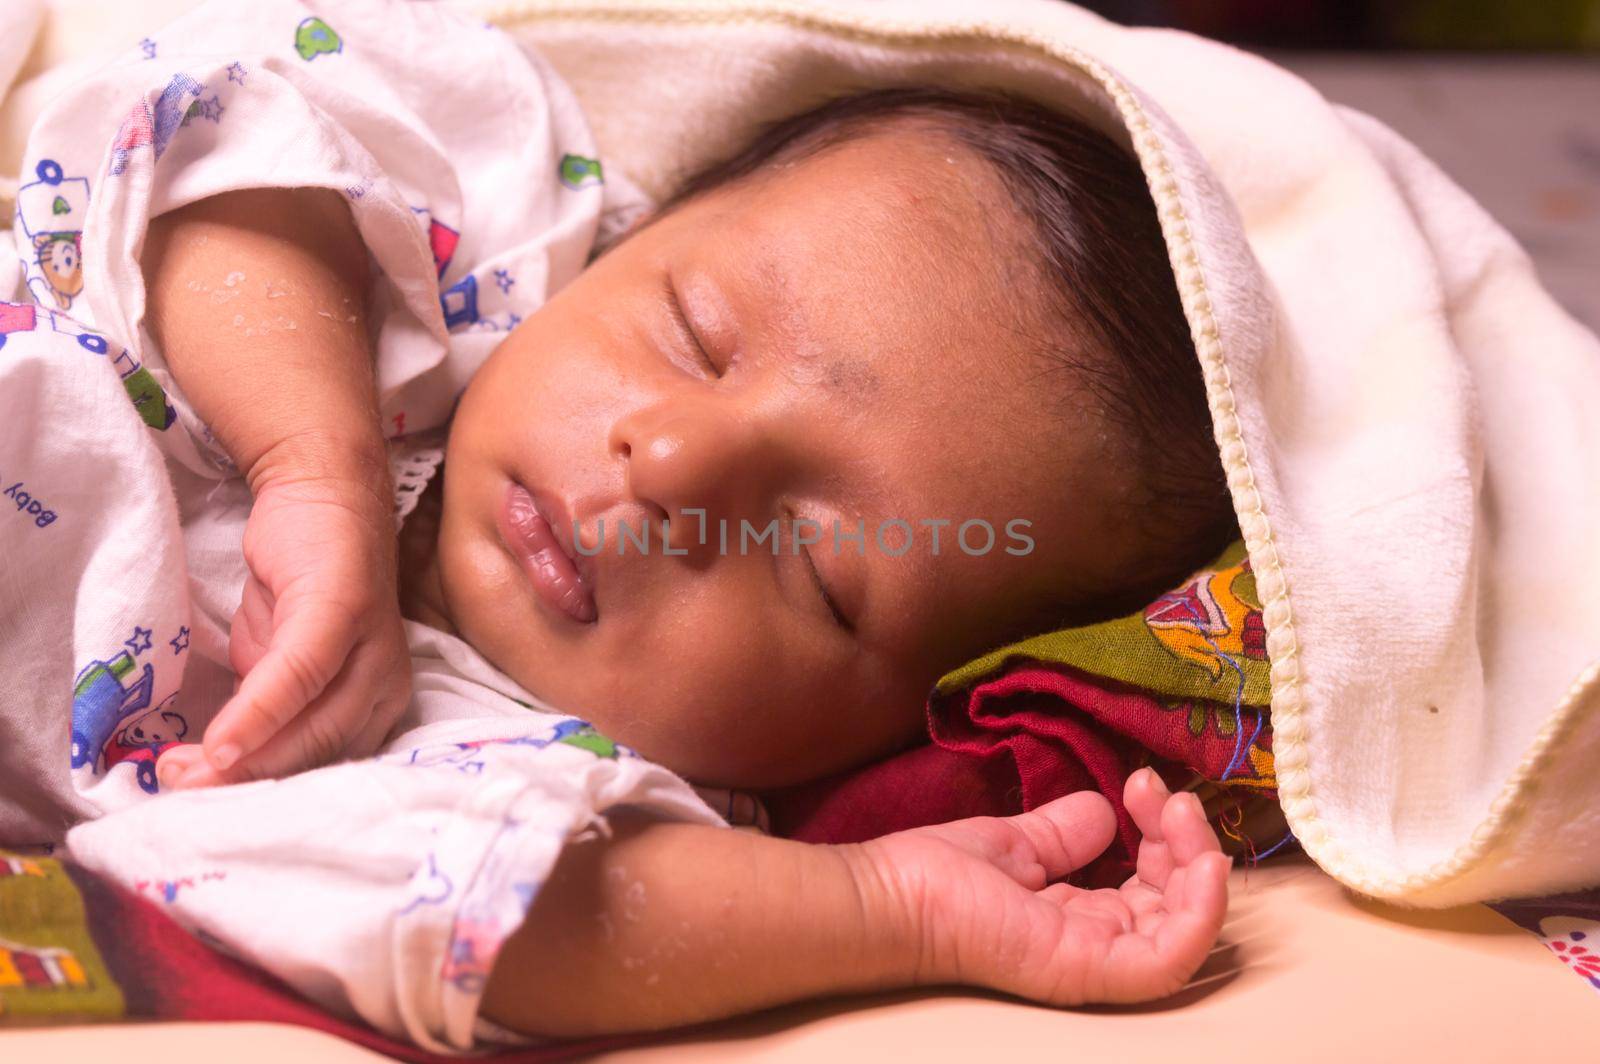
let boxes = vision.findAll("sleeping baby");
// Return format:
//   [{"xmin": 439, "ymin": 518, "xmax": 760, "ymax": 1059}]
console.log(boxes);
[{"xmin": 0, "ymin": 0, "xmax": 1237, "ymax": 1050}]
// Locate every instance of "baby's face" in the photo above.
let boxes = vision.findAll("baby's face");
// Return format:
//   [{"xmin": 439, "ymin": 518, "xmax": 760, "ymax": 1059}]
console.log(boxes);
[{"xmin": 437, "ymin": 129, "xmax": 1138, "ymax": 788}]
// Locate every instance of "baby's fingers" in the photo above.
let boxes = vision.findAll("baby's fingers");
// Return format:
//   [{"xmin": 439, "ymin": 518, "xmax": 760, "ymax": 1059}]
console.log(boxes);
[
  {"xmin": 1123, "ymin": 767, "xmax": 1170, "ymax": 841},
  {"xmin": 205, "ymin": 600, "xmax": 355, "ymax": 771},
  {"xmin": 155, "ymin": 743, "xmax": 209, "ymax": 790},
  {"xmin": 1125, "ymin": 768, "xmax": 1176, "ymax": 890},
  {"xmin": 1105, "ymin": 850, "xmax": 1231, "ymax": 1001},
  {"xmin": 1153, "ymin": 851, "xmax": 1230, "ymax": 973},
  {"xmin": 1160, "ymin": 790, "xmax": 1223, "ymax": 867},
  {"xmin": 224, "ymin": 637, "xmax": 408, "ymax": 780}
]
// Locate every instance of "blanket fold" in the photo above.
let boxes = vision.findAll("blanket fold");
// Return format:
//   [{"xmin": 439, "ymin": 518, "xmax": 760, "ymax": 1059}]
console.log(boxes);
[{"xmin": 768, "ymin": 545, "xmax": 1286, "ymax": 887}]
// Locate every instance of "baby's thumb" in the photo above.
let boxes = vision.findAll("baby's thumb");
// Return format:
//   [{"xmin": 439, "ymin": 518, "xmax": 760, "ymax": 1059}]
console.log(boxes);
[
  {"xmin": 1010, "ymin": 792, "xmax": 1118, "ymax": 881},
  {"xmin": 208, "ymin": 603, "xmax": 347, "ymax": 770}
]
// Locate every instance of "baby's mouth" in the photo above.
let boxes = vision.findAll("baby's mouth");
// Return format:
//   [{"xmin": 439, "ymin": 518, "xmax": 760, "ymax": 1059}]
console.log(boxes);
[{"xmin": 497, "ymin": 482, "xmax": 598, "ymax": 624}]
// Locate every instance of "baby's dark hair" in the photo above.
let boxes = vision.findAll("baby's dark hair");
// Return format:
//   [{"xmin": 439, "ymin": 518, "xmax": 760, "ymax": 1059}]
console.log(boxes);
[{"xmin": 657, "ymin": 86, "xmax": 1236, "ymax": 620}]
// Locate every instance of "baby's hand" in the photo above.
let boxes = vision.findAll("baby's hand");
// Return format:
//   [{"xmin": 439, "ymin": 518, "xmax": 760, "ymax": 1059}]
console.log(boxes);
[
  {"xmin": 849, "ymin": 767, "xmax": 1230, "ymax": 1005},
  {"xmin": 160, "ymin": 470, "xmax": 412, "ymax": 787}
]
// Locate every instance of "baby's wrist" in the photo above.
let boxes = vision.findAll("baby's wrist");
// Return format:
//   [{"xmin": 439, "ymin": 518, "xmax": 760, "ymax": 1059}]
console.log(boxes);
[
  {"xmin": 247, "ymin": 428, "xmax": 393, "ymax": 514},
  {"xmin": 830, "ymin": 842, "xmax": 935, "ymax": 990}
]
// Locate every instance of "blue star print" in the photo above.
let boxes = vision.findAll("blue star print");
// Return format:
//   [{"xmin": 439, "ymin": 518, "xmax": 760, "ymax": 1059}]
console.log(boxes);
[
  {"xmin": 140, "ymin": 38, "xmax": 157, "ymax": 59},
  {"xmin": 125, "ymin": 626, "xmax": 153, "ymax": 656},
  {"xmin": 198, "ymin": 96, "xmax": 224, "ymax": 122},
  {"xmin": 493, "ymin": 269, "xmax": 515, "ymax": 294},
  {"xmin": 226, "ymin": 62, "xmax": 248, "ymax": 85},
  {"xmin": 170, "ymin": 626, "xmax": 191, "ymax": 656}
]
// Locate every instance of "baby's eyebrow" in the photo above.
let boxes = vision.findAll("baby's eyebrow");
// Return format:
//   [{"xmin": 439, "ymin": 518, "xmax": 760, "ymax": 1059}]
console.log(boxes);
[
  {"xmin": 747, "ymin": 258, "xmax": 880, "ymax": 396},
  {"xmin": 822, "ymin": 356, "xmax": 880, "ymax": 395}
]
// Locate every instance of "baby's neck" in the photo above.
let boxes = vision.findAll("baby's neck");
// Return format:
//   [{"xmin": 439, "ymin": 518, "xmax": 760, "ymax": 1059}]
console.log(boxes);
[{"xmin": 397, "ymin": 471, "xmax": 458, "ymax": 637}]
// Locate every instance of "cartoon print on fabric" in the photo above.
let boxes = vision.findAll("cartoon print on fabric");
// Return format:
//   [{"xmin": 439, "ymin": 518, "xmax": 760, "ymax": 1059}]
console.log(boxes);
[
  {"xmin": 181, "ymin": 92, "xmax": 225, "ymax": 128},
  {"xmin": 151, "ymin": 73, "xmax": 205, "ymax": 160},
  {"xmin": 110, "ymin": 102, "xmax": 154, "ymax": 177},
  {"xmin": 295, "ymin": 16, "xmax": 342, "ymax": 61},
  {"xmin": 438, "ymin": 821, "xmax": 542, "ymax": 995},
  {"xmin": 103, "ymin": 694, "xmax": 189, "ymax": 795},
  {"xmin": 399, "ymin": 853, "xmax": 454, "ymax": 916},
  {"xmin": 409, "ymin": 207, "xmax": 460, "ymax": 278},
  {"xmin": 111, "ymin": 72, "xmax": 223, "ymax": 180},
  {"xmin": 441, "ymin": 911, "xmax": 502, "ymax": 994},
  {"xmin": 48, "ymin": 314, "xmax": 176, "ymax": 431},
  {"xmin": 134, "ymin": 870, "xmax": 227, "ymax": 904},
  {"xmin": 558, "ymin": 154, "xmax": 603, "ymax": 190},
  {"xmin": 0, "ymin": 302, "xmax": 39, "ymax": 349},
  {"xmin": 70, "ymin": 652, "xmax": 155, "ymax": 773},
  {"xmin": 429, "ymin": 220, "xmax": 460, "ymax": 278},
  {"xmin": 16, "ymin": 160, "xmax": 89, "ymax": 310},
  {"xmin": 385, "ymin": 719, "xmax": 629, "ymax": 779},
  {"xmin": 71, "ymin": 626, "xmax": 187, "ymax": 794},
  {"xmin": 441, "ymin": 274, "xmax": 479, "ymax": 330},
  {"xmin": 546, "ymin": 718, "xmax": 620, "ymax": 759},
  {"xmin": 467, "ymin": 718, "xmax": 625, "ymax": 759}
]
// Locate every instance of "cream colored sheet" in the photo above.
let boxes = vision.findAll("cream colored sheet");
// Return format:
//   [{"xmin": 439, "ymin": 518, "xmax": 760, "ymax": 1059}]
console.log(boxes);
[{"xmin": 3, "ymin": 860, "xmax": 1595, "ymax": 1061}]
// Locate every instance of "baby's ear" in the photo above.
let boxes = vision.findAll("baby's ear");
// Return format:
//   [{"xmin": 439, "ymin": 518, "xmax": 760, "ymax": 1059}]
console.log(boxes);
[{"xmin": 163, "ymin": 711, "xmax": 188, "ymax": 739}]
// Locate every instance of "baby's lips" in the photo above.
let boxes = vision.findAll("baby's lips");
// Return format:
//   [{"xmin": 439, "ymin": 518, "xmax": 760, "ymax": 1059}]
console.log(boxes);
[{"xmin": 501, "ymin": 482, "xmax": 599, "ymax": 623}]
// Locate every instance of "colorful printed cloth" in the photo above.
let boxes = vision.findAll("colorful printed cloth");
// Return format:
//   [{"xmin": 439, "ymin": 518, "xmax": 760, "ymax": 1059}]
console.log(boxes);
[
  {"xmin": 1491, "ymin": 889, "xmax": 1600, "ymax": 995},
  {"xmin": 0, "ymin": 851, "xmax": 627, "ymax": 1060},
  {"xmin": 766, "ymin": 542, "xmax": 1292, "ymax": 883}
]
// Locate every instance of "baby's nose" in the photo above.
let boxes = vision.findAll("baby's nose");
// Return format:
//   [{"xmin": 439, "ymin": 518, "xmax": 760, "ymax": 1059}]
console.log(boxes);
[{"xmin": 609, "ymin": 402, "xmax": 781, "ymax": 540}]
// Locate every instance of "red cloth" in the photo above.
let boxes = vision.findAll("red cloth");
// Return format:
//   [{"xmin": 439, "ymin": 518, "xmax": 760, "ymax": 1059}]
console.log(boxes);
[
  {"xmin": 63, "ymin": 864, "xmax": 633, "ymax": 1062},
  {"xmin": 765, "ymin": 661, "xmax": 1275, "ymax": 885}
]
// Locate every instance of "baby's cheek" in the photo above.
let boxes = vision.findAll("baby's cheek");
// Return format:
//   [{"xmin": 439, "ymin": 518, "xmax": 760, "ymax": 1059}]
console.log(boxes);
[{"xmin": 593, "ymin": 642, "xmax": 820, "ymax": 786}]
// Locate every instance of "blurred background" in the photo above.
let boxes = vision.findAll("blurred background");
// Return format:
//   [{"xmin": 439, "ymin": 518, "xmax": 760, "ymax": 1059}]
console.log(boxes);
[
  {"xmin": 1076, "ymin": 1, "xmax": 1600, "ymax": 330},
  {"xmin": 1081, "ymin": 0, "xmax": 1600, "ymax": 49}
]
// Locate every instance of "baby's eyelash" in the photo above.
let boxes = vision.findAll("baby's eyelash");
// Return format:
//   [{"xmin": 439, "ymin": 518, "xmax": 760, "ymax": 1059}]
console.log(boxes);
[
  {"xmin": 804, "ymin": 547, "xmax": 852, "ymax": 631},
  {"xmin": 665, "ymin": 279, "xmax": 719, "ymax": 377}
]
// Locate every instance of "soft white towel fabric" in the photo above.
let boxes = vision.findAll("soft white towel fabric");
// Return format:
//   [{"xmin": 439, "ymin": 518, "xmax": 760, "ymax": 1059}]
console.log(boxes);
[{"xmin": 461, "ymin": 0, "xmax": 1600, "ymax": 906}]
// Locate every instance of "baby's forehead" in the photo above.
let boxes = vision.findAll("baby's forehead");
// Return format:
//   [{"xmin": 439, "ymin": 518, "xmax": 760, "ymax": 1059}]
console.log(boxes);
[
  {"xmin": 736, "ymin": 120, "xmax": 1034, "ymax": 253},
  {"xmin": 718, "ymin": 143, "xmax": 1049, "ymax": 365}
]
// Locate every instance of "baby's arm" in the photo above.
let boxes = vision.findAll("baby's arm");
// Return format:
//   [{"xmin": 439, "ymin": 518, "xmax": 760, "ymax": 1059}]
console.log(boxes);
[
  {"xmin": 141, "ymin": 188, "xmax": 411, "ymax": 784},
  {"xmin": 484, "ymin": 769, "xmax": 1229, "ymax": 1038}
]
